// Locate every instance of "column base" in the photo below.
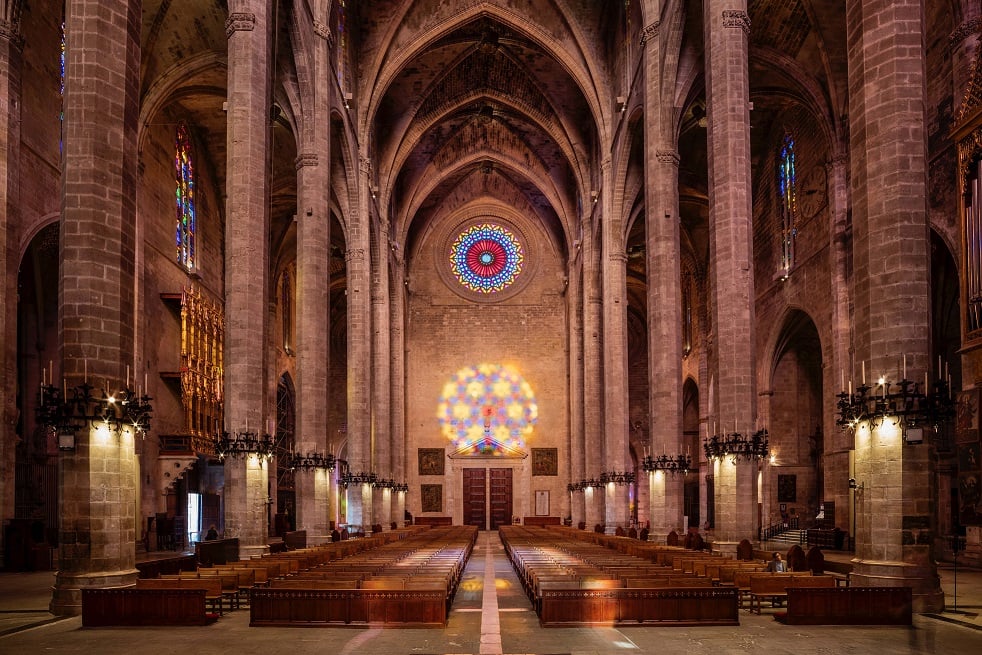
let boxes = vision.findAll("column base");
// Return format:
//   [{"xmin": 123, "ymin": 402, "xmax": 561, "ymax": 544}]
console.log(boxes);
[
  {"xmin": 851, "ymin": 558, "xmax": 944, "ymax": 612},
  {"xmin": 49, "ymin": 568, "xmax": 139, "ymax": 616}
]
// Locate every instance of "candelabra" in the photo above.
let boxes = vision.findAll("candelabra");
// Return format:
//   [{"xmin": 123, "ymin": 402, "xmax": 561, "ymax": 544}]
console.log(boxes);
[
  {"xmin": 340, "ymin": 470, "xmax": 378, "ymax": 487},
  {"xmin": 37, "ymin": 381, "xmax": 154, "ymax": 450},
  {"xmin": 568, "ymin": 471, "xmax": 635, "ymax": 492},
  {"xmin": 392, "ymin": 482, "xmax": 409, "ymax": 493},
  {"xmin": 285, "ymin": 450, "xmax": 336, "ymax": 471},
  {"xmin": 641, "ymin": 453, "xmax": 692, "ymax": 475},
  {"xmin": 835, "ymin": 376, "xmax": 956, "ymax": 440},
  {"xmin": 703, "ymin": 428, "xmax": 769, "ymax": 463},
  {"xmin": 215, "ymin": 430, "xmax": 275, "ymax": 460}
]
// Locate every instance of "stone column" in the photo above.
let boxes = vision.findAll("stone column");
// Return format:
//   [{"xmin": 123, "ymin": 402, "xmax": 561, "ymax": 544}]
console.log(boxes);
[
  {"xmin": 293, "ymin": 17, "xmax": 332, "ymax": 545},
  {"xmin": 599, "ymin": 159, "xmax": 631, "ymax": 532},
  {"xmin": 0, "ymin": 4, "xmax": 21, "ymax": 567},
  {"xmin": 224, "ymin": 1, "xmax": 272, "ymax": 557},
  {"xmin": 372, "ymin": 216, "xmax": 392, "ymax": 530},
  {"xmin": 582, "ymin": 209, "xmax": 604, "ymax": 530},
  {"xmin": 642, "ymin": 8, "xmax": 686, "ymax": 541},
  {"xmin": 50, "ymin": 0, "xmax": 141, "ymax": 615},
  {"xmin": 826, "ymin": 152, "xmax": 853, "ymax": 535},
  {"xmin": 846, "ymin": 0, "xmax": 943, "ymax": 612},
  {"xmin": 390, "ymin": 257, "xmax": 407, "ymax": 525},
  {"xmin": 344, "ymin": 155, "xmax": 373, "ymax": 533},
  {"xmin": 703, "ymin": 1, "xmax": 758, "ymax": 545},
  {"xmin": 567, "ymin": 256, "xmax": 585, "ymax": 527}
]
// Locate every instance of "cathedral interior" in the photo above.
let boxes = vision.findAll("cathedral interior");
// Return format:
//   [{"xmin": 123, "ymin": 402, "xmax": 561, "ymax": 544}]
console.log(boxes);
[{"xmin": 1, "ymin": 0, "xmax": 981, "ymax": 618}]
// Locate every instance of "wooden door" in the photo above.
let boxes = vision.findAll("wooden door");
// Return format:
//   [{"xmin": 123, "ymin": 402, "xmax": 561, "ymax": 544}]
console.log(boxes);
[
  {"xmin": 489, "ymin": 468, "xmax": 513, "ymax": 530},
  {"xmin": 463, "ymin": 468, "xmax": 487, "ymax": 529}
]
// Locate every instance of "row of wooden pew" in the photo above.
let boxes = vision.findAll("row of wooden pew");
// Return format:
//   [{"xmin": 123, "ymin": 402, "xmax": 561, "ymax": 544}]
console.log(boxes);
[
  {"xmin": 502, "ymin": 526, "xmax": 911, "ymax": 627},
  {"xmin": 500, "ymin": 525, "xmax": 739, "ymax": 627},
  {"xmin": 249, "ymin": 525, "xmax": 478, "ymax": 627}
]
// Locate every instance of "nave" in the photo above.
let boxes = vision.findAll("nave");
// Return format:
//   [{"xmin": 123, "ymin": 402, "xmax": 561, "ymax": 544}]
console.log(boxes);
[{"xmin": 1, "ymin": 532, "xmax": 980, "ymax": 655}]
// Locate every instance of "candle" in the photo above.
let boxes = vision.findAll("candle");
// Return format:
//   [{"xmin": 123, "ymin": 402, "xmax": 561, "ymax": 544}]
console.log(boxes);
[
  {"xmin": 49, "ymin": 360, "xmax": 53, "ymax": 386},
  {"xmin": 848, "ymin": 380, "xmax": 852, "ymax": 396},
  {"xmin": 63, "ymin": 378, "xmax": 67, "ymax": 398},
  {"xmin": 924, "ymin": 372, "xmax": 928, "ymax": 393},
  {"xmin": 902, "ymin": 354, "xmax": 906, "ymax": 380},
  {"xmin": 84, "ymin": 359, "xmax": 87, "ymax": 383},
  {"xmin": 862, "ymin": 361, "xmax": 865, "ymax": 384},
  {"xmin": 126, "ymin": 365, "xmax": 130, "ymax": 388}
]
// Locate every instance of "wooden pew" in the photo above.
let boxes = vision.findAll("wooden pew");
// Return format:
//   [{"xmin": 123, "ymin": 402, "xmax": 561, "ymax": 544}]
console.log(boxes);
[
  {"xmin": 136, "ymin": 576, "xmax": 225, "ymax": 614},
  {"xmin": 778, "ymin": 586, "xmax": 912, "ymax": 625},
  {"xmin": 250, "ymin": 588, "xmax": 448, "ymax": 627},
  {"xmin": 748, "ymin": 574, "xmax": 834, "ymax": 613},
  {"xmin": 539, "ymin": 587, "xmax": 739, "ymax": 627},
  {"xmin": 82, "ymin": 587, "xmax": 218, "ymax": 626}
]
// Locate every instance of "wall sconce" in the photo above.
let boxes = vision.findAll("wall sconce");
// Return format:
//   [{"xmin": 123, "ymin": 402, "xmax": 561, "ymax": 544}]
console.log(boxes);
[{"xmin": 848, "ymin": 478, "xmax": 865, "ymax": 492}]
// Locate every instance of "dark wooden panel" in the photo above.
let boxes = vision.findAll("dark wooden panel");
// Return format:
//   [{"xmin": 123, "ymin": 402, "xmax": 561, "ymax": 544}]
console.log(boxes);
[
  {"xmin": 489, "ymin": 468, "xmax": 512, "ymax": 530},
  {"xmin": 463, "ymin": 468, "xmax": 486, "ymax": 530}
]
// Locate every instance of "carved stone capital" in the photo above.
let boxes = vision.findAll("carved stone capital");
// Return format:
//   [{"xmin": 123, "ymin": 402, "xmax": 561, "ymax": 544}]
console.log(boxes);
[
  {"xmin": 295, "ymin": 153, "xmax": 319, "ymax": 170},
  {"xmin": 656, "ymin": 149, "xmax": 680, "ymax": 167},
  {"xmin": 640, "ymin": 21, "xmax": 660, "ymax": 46},
  {"xmin": 359, "ymin": 156, "xmax": 372, "ymax": 174},
  {"xmin": 225, "ymin": 12, "xmax": 256, "ymax": 39},
  {"xmin": 345, "ymin": 248, "xmax": 365, "ymax": 263},
  {"xmin": 313, "ymin": 19, "xmax": 332, "ymax": 42},
  {"xmin": 601, "ymin": 157, "xmax": 612, "ymax": 172},
  {"xmin": 950, "ymin": 17, "xmax": 982, "ymax": 49},
  {"xmin": 722, "ymin": 10, "xmax": 751, "ymax": 36}
]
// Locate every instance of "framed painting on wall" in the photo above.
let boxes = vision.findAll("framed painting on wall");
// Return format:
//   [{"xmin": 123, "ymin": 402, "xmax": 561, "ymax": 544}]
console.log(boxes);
[
  {"xmin": 421, "ymin": 484, "xmax": 443, "ymax": 513},
  {"xmin": 532, "ymin": 448, "xmax": 558, "ymax": 476},
  {"xmin": 777, "ymin": 474, "xmax": 797, "ymax": 503},
  {"xmin": 418, "ymin": 448, "xmax": 445, "ymax": 476}
]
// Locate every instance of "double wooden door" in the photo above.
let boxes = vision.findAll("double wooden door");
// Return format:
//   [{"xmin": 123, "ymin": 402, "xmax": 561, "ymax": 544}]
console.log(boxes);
[{"xmin": 462, "ymin": 467, "xmax": 513, "ymax": 530}]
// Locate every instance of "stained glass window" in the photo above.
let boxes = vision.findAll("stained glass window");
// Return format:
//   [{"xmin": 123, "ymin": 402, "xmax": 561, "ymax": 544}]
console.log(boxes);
[
  {"xmin": 60, "ymin": 21, "xmax": 65, "ymax": 151},
  {"xmin": 450, "ymin": 223, "xmax": 524, "ymax": 293},
  {"xmin": 437, "ymin": 363, "xmax": 538, "ymax": 455},
  {"xmin": 175, "ymin": 123, "xmax": 196, "ymax": 271},
  {"xmin": 337, "ymin": 0, "xmax": 346, "ymax": 89},
  {"xmin": 778, "ymin": 134, "xmax": 796, "ymax": 275}
]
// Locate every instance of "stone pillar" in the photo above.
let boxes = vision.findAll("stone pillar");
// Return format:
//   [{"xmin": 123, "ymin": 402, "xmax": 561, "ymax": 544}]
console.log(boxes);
[
  {"xmin": 582, "ymin": 208, "xmax": 604, "ymax": 529},
  {"xmin": 703, "ymin": 1, "xmax": 758, "ymax": 544},
  {"xmin": 294, "ymin": 16, "xmax": 332, "ymax": 544},
  {"xmin": 50, "ymin": 0, "xmax": 141, "ymax": 615},
  {"xmin": 642, "ymin": 9, "xmax": 685, "ymax": 540},
  {"xmin": 390, "ymin": 258, "xmax": 407, "ymax": 525},
  {"xmin": 599, "ymin": 159, "xmax": 631, "ymax": 531},
  {"xmin": 224, "ymin": 1, "xmax": 272, "ymax": 556},
  {"xmin": 0, "ymin": 5, "xmax": 21, "ymax": 568},
  {"xmin": 372, "ymin": 216, "xmax": 392, "ymax": 530},
  {"xmin": 568, "ymin": 256, "xmax": 585, "ymax": 527},
  {"xmin": 345, "ymin": 155, "xmax": 374, "ymax": 533},
  {"xmin": 846, "ymin": 0, "xmax": 943, "ymax": 611},
  {"xmin": 827, "ymin": 153, "xmax": 853, "ymax": 534}
]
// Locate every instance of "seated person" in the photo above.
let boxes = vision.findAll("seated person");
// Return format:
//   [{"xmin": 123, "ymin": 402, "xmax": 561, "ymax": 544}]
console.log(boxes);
[{"xmin": 766, "ymin": 551, "xmax": 786, "ymax": 572}]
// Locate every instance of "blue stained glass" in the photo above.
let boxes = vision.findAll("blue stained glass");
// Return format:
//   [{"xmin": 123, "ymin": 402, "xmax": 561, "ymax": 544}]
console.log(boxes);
[{"xmin": 175, "ymin": 123, "xmax": 196, "ymax": 271}]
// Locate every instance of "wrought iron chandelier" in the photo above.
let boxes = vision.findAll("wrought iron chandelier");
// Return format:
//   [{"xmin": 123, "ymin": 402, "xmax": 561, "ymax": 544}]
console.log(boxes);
[
  {"xmin": 641, "ymin": 453, "xmax": 692, "ymax": 475},
  {"xmin": 215, "ymin": 429, "xmax": 275, "ymax": 460},
  {"xmin": 835, "ymin": 376, "xmax": 956, "ymax": 437},
  {"xmin": 703, "ymin": 428, "xmax": 769, "ymax": 462},
  {"xmin": 37, "ymin": 379, "xmax": 153, "ymax": 449},
  {"xmin": 567, "ymin": 470, "xmax": 635, "ymax": 492},
  {"xmin": 285, "ymin": 451, "xmax": 336, "ymax": 471}
]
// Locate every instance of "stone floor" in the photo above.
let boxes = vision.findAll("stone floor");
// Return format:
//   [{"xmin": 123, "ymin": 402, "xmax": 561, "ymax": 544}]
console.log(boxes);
[{"xmin": 1, "ymin": 532, "xmax": 981, "ymax": 654}]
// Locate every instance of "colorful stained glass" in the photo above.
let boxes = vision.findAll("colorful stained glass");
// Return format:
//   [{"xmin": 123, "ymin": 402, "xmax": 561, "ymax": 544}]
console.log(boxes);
[
  {"xmin": 175, "ymin": 123, "xmax": 196, "ymax": 271},
  {"xmin": 450, "ymin": 223, "xmax": 524, "ymax": 293},
  {"xmin": 778, "ymin": 134, "xmax": 796, "ymax": 273},
  {"xmin": 437, "ymin": 363, "xmax": 537, "ymax": 455}
]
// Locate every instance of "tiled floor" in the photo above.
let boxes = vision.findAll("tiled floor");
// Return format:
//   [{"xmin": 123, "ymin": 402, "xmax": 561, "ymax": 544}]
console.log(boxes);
[{"xmin": 1, "ymin": 533, "xmax": 981, "ymax": 654}]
